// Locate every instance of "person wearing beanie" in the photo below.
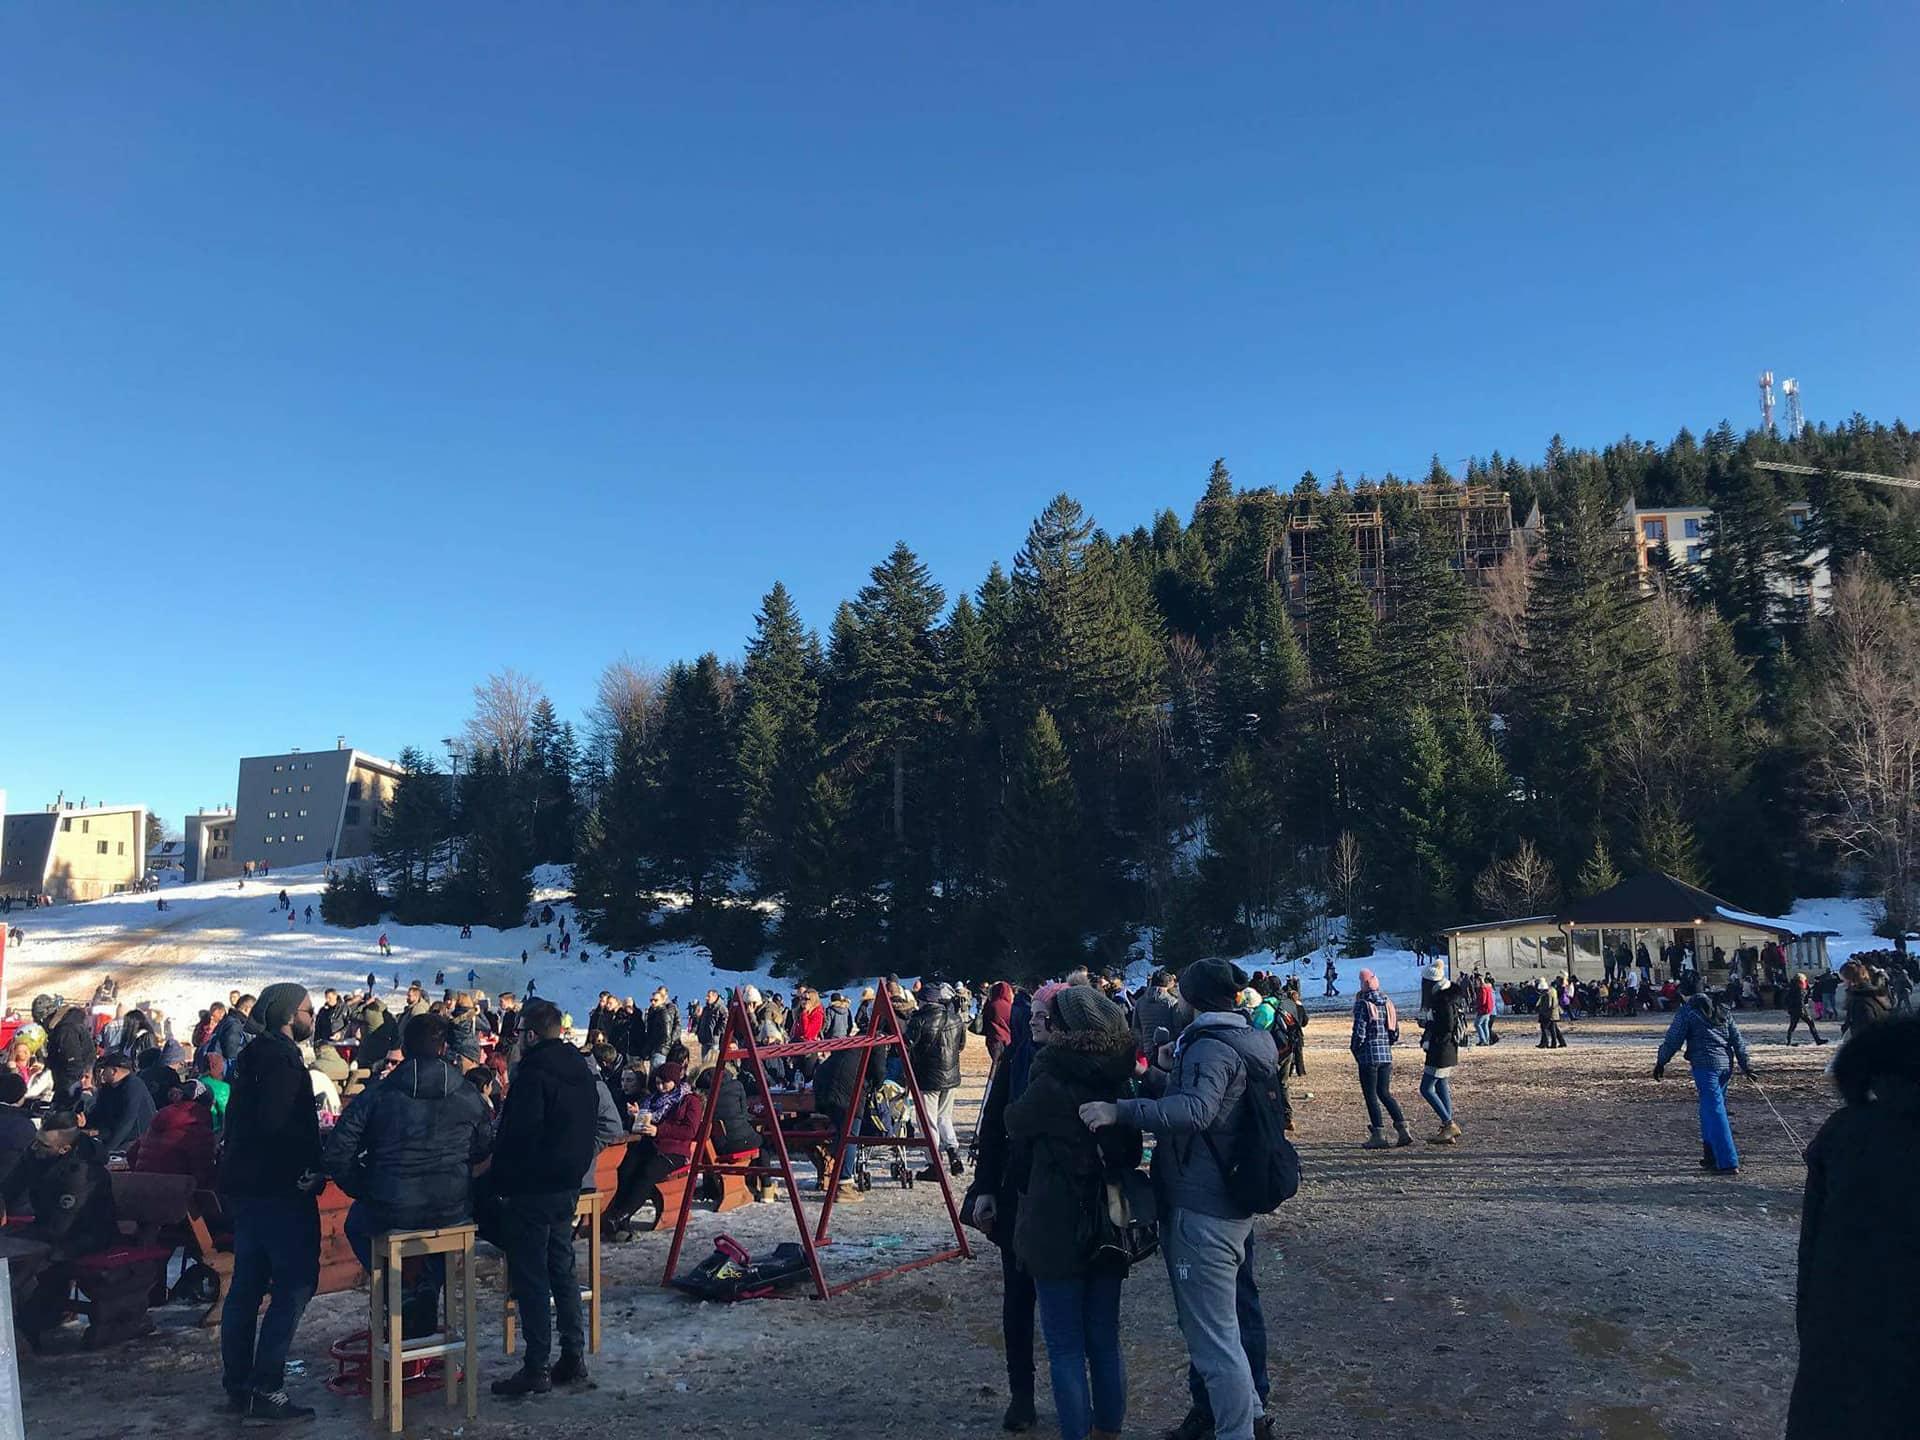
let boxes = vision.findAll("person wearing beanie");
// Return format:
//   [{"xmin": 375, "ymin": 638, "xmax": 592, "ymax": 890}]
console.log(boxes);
[
  {"xmin": 1005, "ymin": 984, "xmax": 1140, "ymax": 1440},
  {"xmin": 33, "ymin": 994, "xmax": 95, "ymax": 1107},
  {"xmin": 217, "ymin": 982, "xmax": 321, "ymax": 1424},
  {"xmin": 1536, "ymin": 972, "xmax": 1567, "ymax": 1049},
  {"xmin": 1081, "ymin": 959, "xmax": 1279, "ymax": 1440},
  {"xmin": 1353, "ymin": 969, "xmax": 1412, "ymax": 1150},
  {"xmin": 1418, "ymin": 966, "xmax": 1464, "ymax": 1144},
  {"xmin": 905, "ymin": 981, "xmax": 969, "ymax": 1179},
  {"xmin": 85, "ymin": 1051, "xmax": 156, "ymax": 1154},
  {"xmin": 1131, "ymin": 968, "xmax": 1194, "ymax": 1055}
]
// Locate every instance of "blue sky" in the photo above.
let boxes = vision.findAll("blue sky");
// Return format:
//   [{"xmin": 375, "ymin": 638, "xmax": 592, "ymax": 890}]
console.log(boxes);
[{"xmin": 5, "ymin": 2, "xmax": 1915, "ymax": 829}]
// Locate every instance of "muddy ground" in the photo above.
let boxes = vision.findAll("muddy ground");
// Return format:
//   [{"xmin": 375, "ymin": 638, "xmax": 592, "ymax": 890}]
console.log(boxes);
[{"xmin": 20, "ymin": 1009, "xmax": 1841, "ymax": 1440}]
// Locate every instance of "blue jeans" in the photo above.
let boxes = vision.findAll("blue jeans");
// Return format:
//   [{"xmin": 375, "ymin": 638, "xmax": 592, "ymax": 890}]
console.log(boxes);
[
  {"xmin": 1419, "ymin": 1071, "xmax": 1453, "ymax": 1126},
  {"xmin": 1357, "ymin": 1061, "xmax": 1406, "ymax": 1130},
  {"xmin": 1692, "ymin": 1066, "xmax": 1739, "ymax": 1171},
  {"xmin": 1474, "ymin": 1013, "xmax": 1492, "ymax": 1046},
  {"xmin": 1186, "ymin": 1230, "xmax": 1270, "ymax": 1419},
  {"xmin": 220, "ymin": 1194, "xmax": 320, "ymax": 1397},
  {"xmin": 1033, "ymin": 1271, "xmax": 1125, "ymax": 1439},
  {"xmin": 498, "ymin": 1190, "xmax": 585, "ymax": 1369}
]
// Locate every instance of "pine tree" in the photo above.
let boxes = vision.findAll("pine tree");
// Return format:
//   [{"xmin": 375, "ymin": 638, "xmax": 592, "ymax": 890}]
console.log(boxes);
[
  {"xmin": 639, "ymin": 654, "xmax": 741, "ymax": 911},
  {"xmin": 1575, "ymin": 834, "xmax": 1621, "ymax": 896},
  {"xmin": 738, "ymin": 582, "xmax": 821, "ymax": 899},
  {"xmin": 442, "ymin": 745, "xmax": 535, "ymax": 927},
  {"xmin": 527, "ymin": 698, "xmax": 577, "ymax": 865},
  {"xmin": 995, "ymin": 710, "xmax": 1085, "ymax": 981},
  {"xmin": 372, "ymin": 746, "xmax": 452, "ymax": 923},
  {"xmin": 572, "ymin": 717, "xmax": 656, "ymax": 948}
]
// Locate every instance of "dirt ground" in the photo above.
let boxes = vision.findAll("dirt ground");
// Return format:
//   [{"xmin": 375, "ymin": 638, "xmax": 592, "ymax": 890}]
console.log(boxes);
[{"xmin": 19, "ymin": 1006, "xmax": 1841, "ymax": 1440}]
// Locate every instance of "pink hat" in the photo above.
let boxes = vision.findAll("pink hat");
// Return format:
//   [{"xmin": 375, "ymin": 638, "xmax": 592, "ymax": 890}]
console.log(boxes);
[{"xmin": 1031, "ymin": 981, "xmax": 1069, "ymax": 1018}]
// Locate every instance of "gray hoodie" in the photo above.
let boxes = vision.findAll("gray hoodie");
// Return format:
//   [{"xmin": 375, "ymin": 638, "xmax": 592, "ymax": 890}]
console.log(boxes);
[{"xmin": 1115, "ymin": 1011, "xmax": 1278, "ymax": 1220}]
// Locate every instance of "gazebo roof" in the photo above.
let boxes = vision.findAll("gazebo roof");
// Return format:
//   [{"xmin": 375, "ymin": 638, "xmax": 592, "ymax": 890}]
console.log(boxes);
[{"xmin": 1554, "ymin": 871, "xmax": 1794, "ymax": 936}]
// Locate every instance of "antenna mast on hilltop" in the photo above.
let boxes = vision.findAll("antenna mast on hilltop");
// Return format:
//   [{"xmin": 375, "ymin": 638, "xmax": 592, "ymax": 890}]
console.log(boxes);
[
  {"xmin": 1782, "ymin": 377, "xmax": 1805, "ymax": 439},
  {"xmin": 1758, "ymin": 371, "xmax": 1776, "ymax": 434}
]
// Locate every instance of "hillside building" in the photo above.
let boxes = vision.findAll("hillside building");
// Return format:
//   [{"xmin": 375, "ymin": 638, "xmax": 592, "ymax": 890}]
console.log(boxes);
[
  {"xmin": 2, "ymin": 801, "xmax": 149, "ymax": 902},
  {"xmin": 210, "ymin": 744, "xmax": 403, "ymax": 879},
  {"xmin": 1622, "ymin": 498, "xmax": 1830, "ymax": 614},
  {"xmin": 183, "ymin": 808, "xmax": 235, "ymax": 884}
]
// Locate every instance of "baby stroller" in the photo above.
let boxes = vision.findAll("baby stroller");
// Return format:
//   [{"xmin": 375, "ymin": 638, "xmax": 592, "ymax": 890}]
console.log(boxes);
[{"xmin": 845, "ymin": 1078, "xmax": 919, "ymax": 1192}]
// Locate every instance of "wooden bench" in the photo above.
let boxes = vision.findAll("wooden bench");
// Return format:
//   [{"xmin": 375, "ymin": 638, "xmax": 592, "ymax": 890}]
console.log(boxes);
[
  {"xmin": 59, "ymin": 1171, "xmax": 196, "ymax": 1346},
  {"xmin": 182, "ymin": 1181, "xmax": 362, "ymax": 1327},
  {"xmin": 643, "ymin": 1140, "xmax": 757, "ymax": 1232}
]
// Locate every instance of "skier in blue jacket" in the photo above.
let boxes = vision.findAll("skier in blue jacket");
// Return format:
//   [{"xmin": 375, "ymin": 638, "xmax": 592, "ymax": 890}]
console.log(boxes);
[{"xmin": 1654, "ymin": 993, "xmax": 1754, "ymax": 1173}]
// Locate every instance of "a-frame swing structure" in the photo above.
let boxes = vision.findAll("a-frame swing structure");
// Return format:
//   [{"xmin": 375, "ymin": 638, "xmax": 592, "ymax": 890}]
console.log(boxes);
[{"xmin": 660, "ymin": 985, "xmax": 972, "ymax": 1299}]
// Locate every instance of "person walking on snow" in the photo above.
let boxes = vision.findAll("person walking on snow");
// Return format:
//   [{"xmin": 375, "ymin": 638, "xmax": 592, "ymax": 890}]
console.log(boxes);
[
  {"xmin": 378, "ymin": 932, "xmax": 392, "ymax": 958},
  {"xmin": 1654, "ymin": 992, "xmax": 1753, "ymax": 1174},
  {"xmin": 1352, "ymin": 970, "xmax": 1412, "ymax": 1149},
  {"xmin": 1322, "ymin": 958, "xmax": 1339, "ymax": 998}
]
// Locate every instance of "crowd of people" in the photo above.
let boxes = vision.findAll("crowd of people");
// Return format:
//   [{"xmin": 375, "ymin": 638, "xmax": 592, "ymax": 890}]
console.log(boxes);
[{"xmin": 1, "ymin": 935, "xmax": 1915, "ymax": 1439}]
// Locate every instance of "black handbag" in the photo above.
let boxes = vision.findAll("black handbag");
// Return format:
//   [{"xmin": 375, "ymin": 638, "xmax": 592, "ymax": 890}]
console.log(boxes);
[{"xmin": 1091, "ymin": 1167, "xmax": 1159, "ymax": 1270}]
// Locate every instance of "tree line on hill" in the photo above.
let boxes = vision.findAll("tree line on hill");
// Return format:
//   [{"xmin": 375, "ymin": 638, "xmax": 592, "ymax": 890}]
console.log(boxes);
[{"xmin": 327, "ymin": 414, "xmax": 1920, "ymax": 983}]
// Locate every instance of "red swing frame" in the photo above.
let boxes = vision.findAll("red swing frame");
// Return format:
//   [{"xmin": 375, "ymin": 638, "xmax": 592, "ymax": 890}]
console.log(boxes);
[{"xmin": 660, "ymin": 985, "xmax": 972, "ymax": 1299}]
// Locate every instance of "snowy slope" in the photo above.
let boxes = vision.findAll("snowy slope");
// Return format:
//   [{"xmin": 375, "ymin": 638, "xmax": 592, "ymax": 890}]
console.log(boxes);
[{"xmin": 0, "ymin": 864, "xmax": 786, "ymax": 1032}]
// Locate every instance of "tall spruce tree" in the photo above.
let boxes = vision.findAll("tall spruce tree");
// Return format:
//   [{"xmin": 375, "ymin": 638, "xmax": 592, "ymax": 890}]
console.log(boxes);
[
  {"xmin": 639, "ymin": 654, "xmax": 740, "ymax": 910},
  {"xmin": 573, "ymin": 717, "xmax": 657, "ymax": 947},
  {"xmin": 995, "ymin": 709, "xmax": 1084, "ymax": 981},
  {"xmin": 372, "ymin": 746, "xmax": 452, "ymax": 923}
]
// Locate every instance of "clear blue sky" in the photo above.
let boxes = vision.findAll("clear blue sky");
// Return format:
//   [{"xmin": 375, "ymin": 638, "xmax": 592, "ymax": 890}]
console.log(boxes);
[{"xmin": 5, "ymin": 2, "xmax": 1915, "ymax": 829}]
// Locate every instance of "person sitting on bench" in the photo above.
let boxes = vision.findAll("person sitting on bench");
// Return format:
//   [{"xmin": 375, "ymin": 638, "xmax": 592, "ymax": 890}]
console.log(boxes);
[
  {"xmin": 1, "ymin": 1110, "xmax": 118, "ymax": 1348},
  {"xmin": 85, "ymin": 1052, "xmax": 156, "ymax": 1156},
  {"xmin": 128, "ymin": 1072, "xmax": 218, "ymax": 1188},
  {"xmin": 325, "ymin": 1012, "xmax": 492, "ymax": 1338}
]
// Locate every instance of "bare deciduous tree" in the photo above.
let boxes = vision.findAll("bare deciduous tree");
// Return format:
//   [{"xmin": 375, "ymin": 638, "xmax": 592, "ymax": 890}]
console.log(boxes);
[
  {"xmin": 1330, "ymin": 829, "xmax": 1364, "ymax": 920},
  {"xmin": 467, "ymin": 667, "xmax": 546, "ymax": 773},
  {"xmin": 1802, "ymin": 567, "xmax": 1920, "ymax": 945},
  {"xmin": 1473, "ymin": 836, "xmax": 1560, "ymax": 917},
  {"xmin": 1462, "ymin": 551, "xmax": 1534, "ymax": 701}
]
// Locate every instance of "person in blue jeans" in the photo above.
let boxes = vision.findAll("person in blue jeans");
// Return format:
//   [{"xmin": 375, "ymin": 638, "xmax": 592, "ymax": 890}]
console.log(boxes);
[
  {"xmin": 1654, "ymin": 993, "xmax": 1754, "ymax": 1173},
  {"xmin": 216, "ymin": 983, "xmax": 323, "ymax": 1425},
  {"xmin": 1005, "ymin": 985, "xmax": 1141, "ymax": 1440},
  {"xmin": 1352, "ymin": 971, "xmax": 1412, "ymax": 1149}
]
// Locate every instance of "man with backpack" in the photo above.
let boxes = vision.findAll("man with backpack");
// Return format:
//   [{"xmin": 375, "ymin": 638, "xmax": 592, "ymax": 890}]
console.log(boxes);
[{"xmin": 1079, "ymin": 958, "xmax": 1287, "ymax": 1440}]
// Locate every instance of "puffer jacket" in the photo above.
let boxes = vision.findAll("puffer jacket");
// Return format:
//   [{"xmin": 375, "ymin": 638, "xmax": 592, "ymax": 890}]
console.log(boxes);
[
  {"xmin": 905, "ymin": 1002, "xmax": 966, "ymax": 1092},
  {"xmin": 982, "ymin": 983, "xmax": 1016, "ymax": 1052},
  {"xmin": 129, "ymin": 1098, "xmax": 217, "ymax": 1187},
  {"xmin": 1116, "ymin": 1011, "xmax": 1278, "ymax": 1220},
  {"xmin": 1656, "ymin": 995, "xmax": 1752, "ymax": 1074},
  {"xmin": 44, "ymin": 1006, "xmax": 97, "ymax": 1100},
  {"xmin": 1132, "ymin": 987, "xmax": 1195, "ymax": 1049},
  {"xmin": 1004, "ymin": 1024, "xmax": 1142, "ymax": 1282},
  {"xmin": 1421, "ymin": 985, "xmax": 1461, "ymax": 1070},
  {"xmin": 324, "ymin": 1056, "xmax": 491, "ymax": 1229},
  {"xmin": 2, "ymin": 1134, "xmax": 118, "ymax": 1260},
  {"xmin": 1787, "ymin": 1023, "xmax": 1920, "ymax": 1439},
  {"xmin": 822, "ymin": 999, "xmax": 853, "ymax": 1040},
  {"xmin": 493, "ymin": 1037, "xmax": 601, "ymax": 1195},
  {"xmin": 701, "ymin": 1071, "xmax": 760, "ymax": 1157},
  {"xmin": 813, "ymin": 1044, "xmax": 879, "ymax": 1119}
]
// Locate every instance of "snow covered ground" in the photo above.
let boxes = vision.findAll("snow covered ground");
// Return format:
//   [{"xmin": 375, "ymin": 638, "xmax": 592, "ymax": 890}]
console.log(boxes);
[
  {"xmin": 0, "ymin": 863, "xmax": 788, "ymax": 1031},
  {"xmin": 0, "ymin": 861, "xmax": 1890, "ymax": 1035}
]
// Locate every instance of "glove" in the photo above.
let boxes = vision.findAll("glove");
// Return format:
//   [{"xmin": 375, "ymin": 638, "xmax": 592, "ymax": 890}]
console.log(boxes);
[{"xmin": 1652, "ymin": 1063, "xmax": 1666, "ymax": 1081}]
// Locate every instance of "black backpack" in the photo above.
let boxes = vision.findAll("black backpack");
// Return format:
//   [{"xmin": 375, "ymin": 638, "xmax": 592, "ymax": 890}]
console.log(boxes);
[{"xmin": 1197, "ymin": 1051, "xmax": 1301, "ymax": 1214}]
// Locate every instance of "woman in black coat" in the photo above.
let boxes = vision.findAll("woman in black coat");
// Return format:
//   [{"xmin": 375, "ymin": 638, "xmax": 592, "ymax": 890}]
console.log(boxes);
[
  {"xmin": 1004, "ymin": 986, "xmax": 1142, "ymax": 1440},
  {"xmin": 1417, "ymin": 971, "xmax": 1463, "ymax": 1143},
  {"xmin": 1788, "ymin": 1016, "xmax": 1920, "ymax": 1439}
]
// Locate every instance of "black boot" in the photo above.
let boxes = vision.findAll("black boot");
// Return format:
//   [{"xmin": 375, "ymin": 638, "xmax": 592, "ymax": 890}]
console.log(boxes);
[
  {"xmin": 243, "ymin": 1391, "xmax": 316, "ymax": 1426},
  {"xmin": 1163, "ymin": 1406, "xmax": 1214, "ymax": 1440},
  {"xmin": 492, "ymin": 1366, "xmax": 553, "ymax": 1399},
  {"xmin": 1002, "ymin": 1388, "xmax": 1037, "ymax": 1432},
  {"xmin": 947, "ymin": 1147, "xmax": 966, "ymax": 1176},
  {"xmin": 549, "ymin": 1351, "xmax": 590, "ymax": 1387}
]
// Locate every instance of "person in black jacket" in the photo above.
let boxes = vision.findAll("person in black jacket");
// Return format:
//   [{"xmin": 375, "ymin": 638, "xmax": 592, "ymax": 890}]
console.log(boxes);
[
  {"xmin": 490, "ymin": 999, "xmax": 598, "ymax": 1397},
  {"xmin": 1417, "ymin": 968, "xmax": 1464, "ymax": 1144},
  {"xmin": 31, "ymin": 995, "xmax": 95, "ymax": 1107},
  {"xmin": 84, "ymin": 1052, "xmax": 156, "ymax": 1154},
  {"xmin": 326, "ymin": 1013, "xmax": 492, "ymax": 1337},
  {"xmin": 2, "ymin": 1111, "xmax": 119, "ymax": 1345},
  {"xmin": 642, "ymin": 988, "xmax": 681, "ymax": 1066},
  {"xmin": 217, "ymin": 983, "xmax": 323, "ymax": 1425},
  {"xmin": 1788, "ymin": 1015, "xmax": 1920, "ymax": 1440},
  {"xmin": 963, "ymin": 989, "xmax": 1040, "ymax": 1431},
  {"xmin": 905, "ymin": 983, "xmax": 968, "ymax": 1178},
  {"xmin": 694, "ymin": 990, "xmax": 728, "ymax": 1062}
]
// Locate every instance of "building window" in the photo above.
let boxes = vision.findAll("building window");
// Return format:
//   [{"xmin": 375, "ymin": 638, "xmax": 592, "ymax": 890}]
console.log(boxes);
[
  {"xmin": 1687, "ymin": 544, "xmax": 1704, "ymax": 564},
  {"xmin": 348, "ymin": 780, "xmax": 363, "ymax": 801},
  {"xmin": 61, "ymin": 818, "xmax": 71, "ymax": 832},
  {"xmin": 1791, "ymin": 511, "xmax": 1809, "ymax": 532},
  {"xmin": 117, "ymin": 842, "xmax": 125, "ymax": 855},
  {"xmin": 301, "ymin": 785, "xmax": 312, "ymax": 793},
  {"xmin": 1684, "ymin": 518, "xmax": 1702, "ymax": 539},
  {"xmin": 295, "ymin": 834, "xmax": 305, "ymax": 842},
  {"xmin": 298, "ymin": 809, "xmax": 309, "ymax": 817},
  {"xmin": 1642, "ymin": 518, "xmax": 1667, "ymax": 541},
  {"xmin": 96, "ymin": 840, "xmax": 108, "ymax": 854},
  {"xmin": 280, "ymin": 835, "xmax": 288, "ymax": 843},
  {"xmin": 345, "ymin": 805, "xmax": 361, "ymax": 826},
  {"xmin": 263, "ymin": 836, "xmax": 274, "ymax": 844},
  {"xmin": 274, "ymin": 764, "xmax": 284, "ymax": 772},
  {"xmin": 82, "ymin": 819, "xmax": 90, "ymax": 834}
]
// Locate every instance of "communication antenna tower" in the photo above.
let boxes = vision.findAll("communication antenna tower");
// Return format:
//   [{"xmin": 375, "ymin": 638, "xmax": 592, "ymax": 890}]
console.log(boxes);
[
  {"xmin": 1782, "ymin": 377, "xmax": 1805, "ymax": 439},
  {"xmin": 1758, "ymin": 371, "xmax": 1775, "ymax": 434}
]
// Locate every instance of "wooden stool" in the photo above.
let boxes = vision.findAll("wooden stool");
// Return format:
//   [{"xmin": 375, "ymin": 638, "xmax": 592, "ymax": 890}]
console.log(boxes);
[
  {"xmin": 369, "ymin": 1223, "xmax": 478, "ymax": 1433},
  {"xmin": 503, "ymin": 1191, "xmax": 602, "ymax": 1357}
]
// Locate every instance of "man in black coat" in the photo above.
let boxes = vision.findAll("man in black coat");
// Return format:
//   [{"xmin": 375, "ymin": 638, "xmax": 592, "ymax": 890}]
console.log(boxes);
[
  {"xmin": 904, "ymin": 983, "xmax": 968, "ymax": 1177},
  {"xmin": 641, "ymin": 988, "xmax": 680, "ymax": 1066},
  {"xmin": 85, "ymin": 1052, "xmax": 156, "ymax": 1154},
  {"xmin": 31, "ymin": 995, "xmax": 96, "ymax": 1107},
  {"xmin": 325, "ymin": 1013, "xmax": 491, "ymax": 1337},
  {"xmin": 217, "ymin": 983, "xmax": 323, "ymax": 1425},
  {"xmin": 2, "ymin": 1111, "xmax": 119, "ymax": 1345},
  {"xmin": 491, "ymin": 999, "xmax": 598, "ymax": 1397}
]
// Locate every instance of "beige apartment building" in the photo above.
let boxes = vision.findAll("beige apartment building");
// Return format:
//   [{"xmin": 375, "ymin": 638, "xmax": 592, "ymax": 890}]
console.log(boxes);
[
  {"xmin": 2, "ymin": 802, "xmax": 149, "ymax": 901},
  {"xmin": 209, "ymin": 743, "xmax": 403, "ymax": 879},
  {"xmin": 1622, "ymin": 498, "xmax": 1829, "ymax": 613}
]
